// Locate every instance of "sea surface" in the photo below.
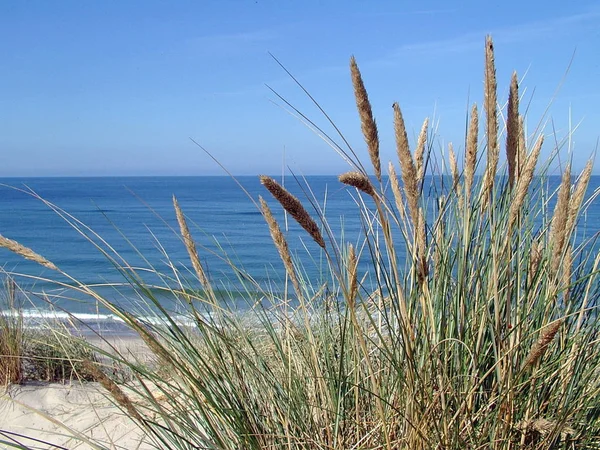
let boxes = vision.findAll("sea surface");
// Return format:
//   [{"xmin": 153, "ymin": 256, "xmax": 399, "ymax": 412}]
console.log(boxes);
[{"xmin": 0, "ymin": 176, "xmax": 599, "ymax": 327}]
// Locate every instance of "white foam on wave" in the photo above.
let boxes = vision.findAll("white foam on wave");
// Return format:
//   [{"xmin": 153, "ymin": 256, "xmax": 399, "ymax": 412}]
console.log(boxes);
[{"xmin": 1, "ymin": 308, "xmax": 199, "ymax": 328}]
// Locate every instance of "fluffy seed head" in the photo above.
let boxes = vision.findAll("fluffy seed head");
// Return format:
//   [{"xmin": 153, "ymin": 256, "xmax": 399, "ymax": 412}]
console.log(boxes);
[
  {"xmin": 339, "ymin": 171, "xmax": 376, "ymax": 197},
  {"xmin": 173, "ymin": 196, "xmax": 209, "ymax": 288},
  {"xmin": 523, "ymin": 319, "xmax": 563, "ymax": 368},
  {"xmin": 83, "ymin": 360, "xmax": 144, "ymax": 423},
  {"xmin": 393, "ymin": 102, "xmax": 420, "ymax": 227},
  {"xmin": 566, "ymin": 159, "xmax": 593, "ymax": 235},
  {"xmin": 464, "ymin": 104, "xmax": 479, "ymax": 199},
  {"xmin": 350, "ymin": 56, "xmax": 381, "ymax": 182},
  {"xmin": 506, "ymin": 71, "xmax": 519, "ymax": 187},
  {"xmin": 482, "ymin": 35, "xmax": 499, "ymax": 202},
  {"xmin": 507, "ymin": 134, "xmax": 543, "ymax": 229},
  {"xmin": 415, "ymin": 118, "xmax": 429, "ymax": 185},
  {"xmin": 0, "ymin": 235, "xmax": 58, "ymax": 271},
  {"xmin": 260, "ymin": 197, "xmax": 302, "ymax": 300},
  {"xmin": 260, "ymin": 176, "xmax": 326, "ymax": 249}
]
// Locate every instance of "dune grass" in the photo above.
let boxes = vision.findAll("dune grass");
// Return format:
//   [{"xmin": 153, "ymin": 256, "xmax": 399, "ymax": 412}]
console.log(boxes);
[
  {"xmin": 0, "ymin": 277, "xmax": 99, "ymax": 385},
  {"xmin": 0, "ymin": 278, "xmax": 23, "ymax": 385},
  {"xmin": 1, "ymin": 36, "xmax": 600, "ymax": 449}
]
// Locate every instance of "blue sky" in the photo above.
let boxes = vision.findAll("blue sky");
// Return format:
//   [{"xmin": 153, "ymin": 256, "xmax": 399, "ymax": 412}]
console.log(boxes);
[{"xmin": 1, "ymin": 1, "xmax": 599, "ymax": 176}]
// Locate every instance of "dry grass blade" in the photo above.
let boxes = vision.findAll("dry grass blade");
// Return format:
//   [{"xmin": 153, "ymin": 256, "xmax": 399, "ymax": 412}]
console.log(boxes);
[
  {"xmin": 415, "ymin": 118, "xmax": 429, "ymax": 185},
  {"xmin": 507, "ymin": 135, "xmax": 544, "ymax": 229},
  {"xmin": 260, "ymin": 176, "xmax": 326, "ymax": 249},
  {"xmin": 173, "ymin": 196, "xmax": 209, "ymax": 288},
  {"xmin": 339, "ymin": 171, "xmax": 376, "ymax": 197},
  {"xmin": 506, "ymin": 71, "xmax": 519, "ymax": 187},
  {"xmin": 350, "ymin": 56, "xmax": 381, "ymax": 182},
  {"xmin": 482, "ymin": 35, "xmax": 499, "ymax": 201},
  {"xmin": 0, "ymin": 235, "xmax": 58, "ymax": 270},
  {"xmin": 260, "ymin": 196, "xmax": 302, "ymax": 299},
  {"xmin": 523, "ymin": 319, "xmax": 563, "ymax": 369},
  {"xmin": 566, "ymin": 159, "xmax": 593, "ymax": 234},
  {"xmin": 393, "ymin": 102, "xmax": 419, "ymax": 227},
  {"xmin": 550, "ymin": 165, "xmax": 572, "ymax": 277},
  {"xmin": 464, "ymin": 104, "xmax": 479, "ymax": 198}
]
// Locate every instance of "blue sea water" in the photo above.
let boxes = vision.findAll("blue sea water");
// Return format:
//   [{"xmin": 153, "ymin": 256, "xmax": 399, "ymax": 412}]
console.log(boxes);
[{"xmin": 0, "ymin": 175, "xmax": 599, "ymax": 322}]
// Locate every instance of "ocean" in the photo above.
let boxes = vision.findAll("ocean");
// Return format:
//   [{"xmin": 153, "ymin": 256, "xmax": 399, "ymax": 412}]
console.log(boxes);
[{"xmin": 0, "ymin": 176, "xmax": 599, "ymax": 327}]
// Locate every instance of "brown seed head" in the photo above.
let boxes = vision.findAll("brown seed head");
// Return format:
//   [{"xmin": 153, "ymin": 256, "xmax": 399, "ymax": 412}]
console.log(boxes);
[
  {"xmin": 339, "ymin": 171, "xmax": 376, "ymax": 197},
  {"xmin": 83, "ymin": 360, "xmax": 144, "ymax": 423},
  {"xmin": 0, "ymin": 235, "xmax": 58, "ymax": 271},
  {"xmin": 173, "ymin": 196, "xmax": 209, "ymax": 288},
  {"xmin": 506, "ymin": 71, "xmax": 519, "ymax": 188},
  {"xmin": 350, "ymin": 56, "xmax": 381, "ymax": 182},
  {"xmin": 550, "ymin": 165, "xmax": 572, "ymax": 277},
  {"xmin": 523, "ymin": 319, "xmax": 563, "ymax": 369},
  {"xmin": 415, "ymin": 118, "xmax": 429, "ymax": 185},
  {"xmin": 260, "ymin": 176, "xmax": 326, "ymax": 249},
  {"xmin": 260, "ymin": 197, "xmax": 302, "ymax": 300},
  {"xmin": 566, "ymin": 159, "xmax": 593, "ymax": 235},
  {"xmin": 393, "ymin": 102, "xmax": 420, "ymax": 228},
  {"xmin": 465, "ymin": 104, "xmax": 479, "ymax": 199},
  {"xmin": 482, "ymin": 35, "xmax": 499, "ymax": 202},
  {"xmin": 507, "ymin": 134, "xmax": 543, "ymax": 229}
]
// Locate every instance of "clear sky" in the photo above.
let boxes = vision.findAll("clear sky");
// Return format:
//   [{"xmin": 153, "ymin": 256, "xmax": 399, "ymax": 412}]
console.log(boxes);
[{"xmin": 1, "ymin": 0, "xmax": 599, "ymax": 176}]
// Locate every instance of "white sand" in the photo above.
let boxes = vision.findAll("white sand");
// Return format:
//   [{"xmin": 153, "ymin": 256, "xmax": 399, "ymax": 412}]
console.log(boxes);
[
  {"xmin": 0, "ymin": 382, "xmax": 152, "ymax": 449},
  {"xmin": 0, "ymin": 336, "xmax": 155, "ymax": 450}
]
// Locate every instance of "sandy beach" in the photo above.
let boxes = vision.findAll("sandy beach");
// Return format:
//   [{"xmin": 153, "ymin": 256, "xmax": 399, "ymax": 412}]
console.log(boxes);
[{"xmin": 0, "ymin": 335, "xmax": 154, "ymax": 450}]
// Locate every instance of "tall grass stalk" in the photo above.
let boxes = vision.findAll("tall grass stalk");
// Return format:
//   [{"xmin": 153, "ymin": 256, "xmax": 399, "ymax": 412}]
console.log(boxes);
[{"xmin": 2, "ymin": 36, "xmax": 600, "ymax": 449}]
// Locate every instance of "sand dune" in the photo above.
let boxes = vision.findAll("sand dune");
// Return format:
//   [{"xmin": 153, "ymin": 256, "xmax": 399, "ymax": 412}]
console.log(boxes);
[{"xmin": 0, "ymin": 382, "xmax": 152, "ymax": 450}]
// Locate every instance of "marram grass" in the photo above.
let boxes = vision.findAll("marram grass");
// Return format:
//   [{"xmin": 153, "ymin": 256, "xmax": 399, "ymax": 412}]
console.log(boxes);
[{"xmin": 2, "ymin": 36, "xmax": 600, "ymax": 449}]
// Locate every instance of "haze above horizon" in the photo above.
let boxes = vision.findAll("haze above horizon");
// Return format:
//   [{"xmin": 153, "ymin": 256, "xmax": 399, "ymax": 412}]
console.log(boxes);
[{"xmin": 1, "ymin": 1, "xmax": 599, "ymax": 177}]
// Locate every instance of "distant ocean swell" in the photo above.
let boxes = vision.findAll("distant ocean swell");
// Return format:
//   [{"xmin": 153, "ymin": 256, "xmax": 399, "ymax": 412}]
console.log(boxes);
[{"xmin": 1, "ymin": 176, "xmax": 599, "ymax": 325}]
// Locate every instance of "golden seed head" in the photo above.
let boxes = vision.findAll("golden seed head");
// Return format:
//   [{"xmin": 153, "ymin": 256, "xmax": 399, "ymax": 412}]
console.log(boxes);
[
  {"xmin": 523, "ymin": 319, "xmax": 563, "ymax": 368},
  {"xmin": 393, "ymin": 102, "xmax": 420, "ymax": 228},
  {"xmin": 350, "ymin": 56, "xmax": 381, "ymax": 182},
  {"xmin": 339, "ymin": 171, "xmax": 376, "ymax": 197},
  {"xmin": 506, "ymin": 71, "xmax": 519, "ymax": 188},
  {"xmin": 260, "ymin": 197, "xmax": 302, "ymax": 300},
  {"xmin": 260, "ymin": 176, "xmax": 326, "ymax": 249},
  {"xmin": 0, "ymin": 235, "xmax": 58, "ymax": 271},
  {"xmin": 464, "ymin": 103, "xmax": 479, "ymax": 198}
]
